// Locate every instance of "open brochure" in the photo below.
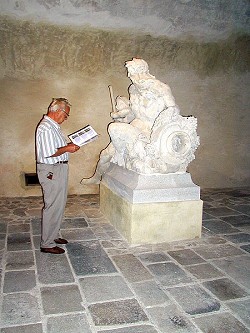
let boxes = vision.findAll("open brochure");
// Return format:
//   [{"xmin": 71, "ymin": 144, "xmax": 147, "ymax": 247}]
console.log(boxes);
[{"xmin": 68, "ymin": 125, "xmax": 98, "ymax": 146}]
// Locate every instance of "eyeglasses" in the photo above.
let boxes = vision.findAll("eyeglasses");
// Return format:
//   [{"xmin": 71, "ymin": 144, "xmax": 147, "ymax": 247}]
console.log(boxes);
[{"xmin": 60, "ymin": 108, "xmax": 70, "ymax": 117}]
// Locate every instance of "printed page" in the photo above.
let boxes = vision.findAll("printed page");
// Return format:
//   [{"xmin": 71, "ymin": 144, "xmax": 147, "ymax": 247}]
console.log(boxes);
[{"xmin": 68, "ymin": 125, "xmax": 98, "ymax": 146}]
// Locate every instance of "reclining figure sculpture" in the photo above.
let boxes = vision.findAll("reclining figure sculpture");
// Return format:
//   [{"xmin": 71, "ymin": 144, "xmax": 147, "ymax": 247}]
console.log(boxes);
[{"xmin": 81, "ymin": 58, "xmax": 200, "ymax": 184}]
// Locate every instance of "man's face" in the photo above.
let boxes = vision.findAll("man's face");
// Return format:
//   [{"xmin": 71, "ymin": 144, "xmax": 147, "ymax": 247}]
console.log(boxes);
[{"xmin": 55, "ymin": 104, "xmax": 70, "ymax": 124}]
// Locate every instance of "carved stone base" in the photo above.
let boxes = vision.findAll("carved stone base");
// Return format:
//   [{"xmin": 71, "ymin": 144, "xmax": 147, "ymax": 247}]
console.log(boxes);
[{"xmin": 100, "ymin": 164, "xmax": 203, "ymax": 245}]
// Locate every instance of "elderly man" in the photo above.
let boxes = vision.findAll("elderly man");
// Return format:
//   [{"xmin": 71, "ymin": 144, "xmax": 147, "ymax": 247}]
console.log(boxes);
[{"xmin": 36, "ymin": 98, "xmax": 80, "ymax": 254}]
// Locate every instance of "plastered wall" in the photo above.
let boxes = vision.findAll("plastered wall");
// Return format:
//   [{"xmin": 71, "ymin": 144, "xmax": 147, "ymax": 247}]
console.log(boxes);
[{"xmin": 0, "ymin": 0, "xmax": 249, "ymax": 197}]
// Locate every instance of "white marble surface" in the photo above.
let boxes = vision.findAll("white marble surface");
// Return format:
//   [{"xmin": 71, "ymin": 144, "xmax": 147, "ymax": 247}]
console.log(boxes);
[
  {"xmin": 102, "ymin": 163, "xmax": 200, "ymax": 203},
  {"xmin": 82, "ymin": 58, "xmax": 200, "ymax": 184}
]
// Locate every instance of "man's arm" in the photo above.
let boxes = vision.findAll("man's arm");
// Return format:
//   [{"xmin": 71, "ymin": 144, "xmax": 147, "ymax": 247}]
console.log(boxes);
[{"xmin": 51, "ymin": 143, "xmax": 80, "ymax": 157}]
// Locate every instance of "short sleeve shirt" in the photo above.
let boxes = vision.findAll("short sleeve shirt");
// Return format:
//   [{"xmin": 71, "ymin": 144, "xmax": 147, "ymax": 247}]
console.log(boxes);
[{"xmin": 36, "ymin": 115, "xmax": 69, "ymax": 164}]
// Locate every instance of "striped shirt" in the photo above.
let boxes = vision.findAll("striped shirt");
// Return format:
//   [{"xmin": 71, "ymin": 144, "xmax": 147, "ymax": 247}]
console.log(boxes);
[{"xmin": 36, "ymin": 115, "xmax": 69, "ymax": 164}]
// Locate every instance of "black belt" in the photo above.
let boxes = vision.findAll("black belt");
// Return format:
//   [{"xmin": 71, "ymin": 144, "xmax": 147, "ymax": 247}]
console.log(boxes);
[{"xmin": 37, "ymin": 161, "xmax": 68, "ymax": 165}]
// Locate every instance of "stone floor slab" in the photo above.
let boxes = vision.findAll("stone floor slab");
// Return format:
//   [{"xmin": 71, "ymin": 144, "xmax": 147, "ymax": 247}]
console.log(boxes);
[
  {"xmin": 35, "ymin": 250, "xmax": 74, "ymax": 284},
  {"xmin": 27, "ymin": 208, "xmax": 42, "ymax": 218},
  {"xmin": 194, "ymin": 312, "xmax": 249, "ymax": 333},
  {"xmin": 61, "ymin": 217, "xmax": 88, "ymax": 228},
  {"xmin": 79, "ymin": 275, "xmax": 133, "ymax": 303},
  {"xmin": 204, "ymin": 207, "xmax": 243, "ymax": 217},
  {"xmin": 0, "ymin": 233, "xmax": 6, "ymax": 241},
  {"xmin": 106, "ymin": 248, "xmax": 130, "ymax": 256},
  {"xmin": 5, "ymin": 250, "xmax": 34, "ymax": 270},
  {"xmin": 220, "ymin": 214, "xmax": 250, "ymax": 227},
  {"xmin": 61, "ymin": 228, "xmax": 96, "ymax": 241},
  {"xmin": 167, "ymin": 249, "xmax": 205, "ymax": 265},
  {"xmin": 8, "ymin": 223, "xmax": 30, "ymax": 233},
  {"xmin": 0, "ymin": 324, "xmax": 43, "ymax": 333},
  {"xmin": 100, "ymin": 240, "xmax": 117, "ymax": 248},
  {"xmin": 203, "ymin": 219, "xmax": 240, "ymax": 234},
  {"xmin": 147, "ymin": 262, "xmax": 193, "ymax": 286},
  {"xmin": 184, "ymin": 262, "xmax": 224, "ymax": 280},
  {"xmin": 228, "ymin": 204, "xmax": 250, "ymax": 215},
  {"xmin": 241, "ymin": 244, "xmax": 250, "ymax": 253},
  {"xmin": 212, "ymin": 256, "xmax": 250, "ymax": 289},
  {"xmin": 222, "ymin": 233, "xmax": 250, "ymax": 243},
  {"xmin": 12, "ymin": 208, "xmax": 27, "ymax": 217},
  {"xmin": 0, "ymin": 222, "xmax": 7, "ymax": 233},
  {"xmin": 7, "ymin": 233, "xmax": 32, "ymax": 251},
  {"xmin": 97, "ymin": 325, "xmax": 158, "ymax": 333},
  {"xmin": 194, "ymin": 235, "xmax": 227, "ymax": 245},
  {"xmin": 112, "ymin": 254, "xmax": 153, "ymax": 283},
  {"xmin": 226, "ymin": 298, "xmax": 250, "ymax": 327},
  {"xmin": 193, "ymin": 244, "xmax": 244, "ymax": 259},
  {"xmin": 33, "ymin": 235, "xmax": 41, "ymax": 249},
  {"xmin": 89, "ymin": 299, "xmax": 148, "ymax": 326},
  {"xmin": 0, "ymin": 239, "xmax": 6, "ymax": 250},
  {"xmin": 41, "ymin": 285, "xmax": 84, "ymax": 314},
  {"xmin": 137, "ymin": 252, "xmax": 172, "ymax": 264},
  {"xmin": 84, "ymin": 209, "xmax": 104, "ymax": 218},
  {"xmin": 203, "ymin": 211, "xmax": 215, "ymax": 220},
  {"xmin": 3, "ymin": 270, "xmax": 36, "ymax": 293},
  {"xmin": 131, "ymin": 280, "xmax": 170, "ymax": 307},
  {"xmin": 167, "ymin": 284, "xmax": 221, "ymax": 315},
  {"xmin": 202, "ymin": 278, "xmax": 248, "ymax": 301},
  {"xmin": 1, "ymin": 293, "xmax": 41, "ymax": 326},
  {"xmin": 240, "ymin": 225, "xmax": 250, "ymax": 233},
  {"xmin": 31, "ymin": 218, "xmax": 41, "ymax": 235},
  {"xmin": 147, "ymin": 304, "xmax": 200, "ymax": 333},
  {"xmin": 47, "ymin": 313, "xmax": 92, "ymax": 333},
  {"xmin": 67, "ymin": 241, "xmax": 117, "ymax": 275}
]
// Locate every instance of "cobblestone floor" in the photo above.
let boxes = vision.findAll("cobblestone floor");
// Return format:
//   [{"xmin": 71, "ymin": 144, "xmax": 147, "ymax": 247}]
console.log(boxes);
[{"xmin": 0, "ymin": 188, "xmax": 250, "ymax": 333}]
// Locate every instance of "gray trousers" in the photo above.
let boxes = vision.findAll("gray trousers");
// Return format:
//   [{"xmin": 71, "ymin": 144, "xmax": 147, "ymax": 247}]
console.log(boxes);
[{"xmin": 37, "ymin": 163, "xmax": 69, "ymax": 248}]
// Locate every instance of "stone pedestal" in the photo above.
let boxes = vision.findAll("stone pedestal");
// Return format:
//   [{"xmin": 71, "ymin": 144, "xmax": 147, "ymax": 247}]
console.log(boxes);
[{"xmin": 100, "ymin": 164, "xmax": 203, "ymax": 245}]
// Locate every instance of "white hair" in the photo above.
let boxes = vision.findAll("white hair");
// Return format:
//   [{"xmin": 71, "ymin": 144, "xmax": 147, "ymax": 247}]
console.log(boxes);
[{"xmin": 48, "ymin": 98, "xmax": 71, "ymax": 112}]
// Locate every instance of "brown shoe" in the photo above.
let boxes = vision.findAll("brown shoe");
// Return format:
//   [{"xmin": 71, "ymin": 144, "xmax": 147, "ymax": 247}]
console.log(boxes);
[
  {"xmin": 40, "ymin": 246, "xmax": 65, "ymax": 254},
  {"xmin": 54, "ymin": 238, "xmax": 68, "ymax": 244}
]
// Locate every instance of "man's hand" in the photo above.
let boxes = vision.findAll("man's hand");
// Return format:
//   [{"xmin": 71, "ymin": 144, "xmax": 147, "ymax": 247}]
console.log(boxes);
[
  {"xmin": 51, "ymin": 143, "xmax": 80, "ymax": 157},
  {"xmin": 67, "ymin": 142, "xmax": 80, "ymax": 153}
]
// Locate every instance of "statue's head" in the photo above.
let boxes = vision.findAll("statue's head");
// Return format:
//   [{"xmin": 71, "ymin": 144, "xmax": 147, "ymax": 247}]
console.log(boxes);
[{"xmin": 125, "ymin": 58, "xmax": 150, "ymax": 78}]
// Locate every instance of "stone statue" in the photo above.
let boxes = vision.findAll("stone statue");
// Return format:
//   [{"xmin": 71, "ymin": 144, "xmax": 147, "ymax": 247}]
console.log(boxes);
[{"xmin": 81, "ymin": 58, "xmax": 200, "ymax": 184}]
